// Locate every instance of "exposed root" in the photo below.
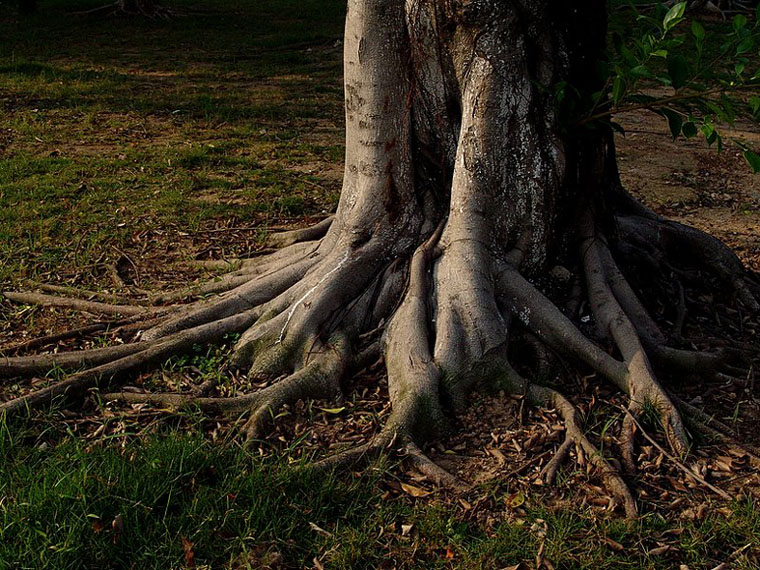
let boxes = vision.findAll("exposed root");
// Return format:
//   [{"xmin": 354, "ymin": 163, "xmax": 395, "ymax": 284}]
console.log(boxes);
[
  {"xmin": 140, "ymin": 253, "xmax": 319, "ymax": 342},
  {"xmin": 488, "ymin": 359, "xmax": 638, "ymax": 518},
  {"xmin": 0, "ymin": 310, "xmax": 258, "ymax": 418},
  {"xmin": 580, "ymin": 211, "xmax": 689, "ymax": 466},
  {"xmin": 240, "ymin": 336, "xmax": 347, "ymax": 441},
  {"xmin": 2, "ymin": 291, "xmax": 153, "ymax": 316},
  {"xmin": 529, "ymin": 384, "xmax": 638, "ymax": 518},
  {"xmin": 152, "ymin": 239, "xmax": 323, "ymax": 304},
  {"xmin": 4, "ymin": 196, "xmax": 753, "ymax": 522},
  {"xmin": 382, "ymin": 224, "xmax": 447, "ymax": 440},
  {"xmin": 540, "ymin": 438, "xmax": 573, "ymax": 485},
  {"xmin": 622, "ymin": 407, "xmax": 732, "ymax": 502},
  {"xmin": 403, "ymin": 442, "xmax": 468, "ymax": 491},
  {"xmin": 26, "ymin": 282, "xmax": 144, "ymax": 306},
  {"xmin": 265, "ymin": 216, "xmax": 333, "ymax": 248},
  {"xmin": 99, "ymin": 390, "xmax": 254, "ymax": 416},
  {"xmin": 0, "ymin": 342, "xmax": 148, "ymax": 378},
  {"xmin": 496, "ymin": 266, "xmax": 628, "ymax": 391},
  {"xmin": 72, "ymin": 1, "xmax": 176, "ymax": 19},
  {"xmin": 0, "ymin": 311, "xmax": 160, "ymax": 354},
  {"xmin": 615, "ymin": 213, "xmax": 760, "ymax": 311}
]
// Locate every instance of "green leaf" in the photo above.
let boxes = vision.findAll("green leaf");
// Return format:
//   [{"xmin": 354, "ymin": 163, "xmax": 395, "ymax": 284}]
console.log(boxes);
[
  {"xmin": 682, "ymin": 122, "xmax": 698, "ymax": 138},
  {"xmin": 743, "ymin": 150, "xmax": 760, "ymax": 173},
  {"xmin": 720, "ymin": 94, "xmax": 736, "ymax": 125},
  {"xmin": 691, "ymin": 20, "xmax": 705, "ymax": 42},
  {"xmin": 750, "ymin": 96, "xmax": 760, "ymax": 116},
  {"xmin": 733, "ymin": 14, "xmax": 748, "ymax": 33},
  {"xmin": 667, "ymin": 55, "xmax": 690, "ymax": 89},
  {"xmin": 630, "ymin": 65, "xmax": 654, "ymax": 78},
  {"xmin": 702, "ymin": 123, "xmax": 717, "ymax": 146},
  {"xmin": 663, "ymin": 2, "xmax": 687, "ymax": 31},
  {"xmin": 736, "ymin": 36, "xmax": 754, "ymax": 55},
  {"xmin": 612, "ymin": 76, "xmax": 625, "ymax": 104},
  {"xmin": 661, "ymin": 108, "xmax": 683, "ymax": 140}
]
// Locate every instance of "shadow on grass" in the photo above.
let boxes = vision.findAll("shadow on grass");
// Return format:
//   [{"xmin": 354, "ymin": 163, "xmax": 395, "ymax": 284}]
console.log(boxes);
[{"xmin": 2, "ymin": 0, "xmax": 345, "ymax": 121}]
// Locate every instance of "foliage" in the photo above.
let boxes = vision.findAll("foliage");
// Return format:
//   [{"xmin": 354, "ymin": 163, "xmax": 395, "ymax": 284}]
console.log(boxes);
[{"xmin": 567, "ymin": 1, "xmax": 760, "ymax": 171}]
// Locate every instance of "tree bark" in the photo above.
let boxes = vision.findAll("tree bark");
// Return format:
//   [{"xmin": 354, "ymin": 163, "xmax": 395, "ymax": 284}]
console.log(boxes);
[{"xmin": 3, "ymin": 0, "xmax": 758, "ymax": 518}]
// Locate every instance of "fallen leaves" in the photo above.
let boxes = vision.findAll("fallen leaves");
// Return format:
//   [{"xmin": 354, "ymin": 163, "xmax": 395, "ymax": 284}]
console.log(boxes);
[
  {"xmin": 182, "ymin": 537, "xmax": 196, "ymax": 567},
  {"xmin": 400, "ymin": 482, "xmax": 432, "ymax": 498}
]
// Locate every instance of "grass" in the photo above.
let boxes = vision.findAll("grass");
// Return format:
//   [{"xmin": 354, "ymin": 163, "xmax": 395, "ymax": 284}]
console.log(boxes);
[
  {"xmin": 2, "ymin": 1, "xmax": 760, "ymax": 568},
  {"xmin": 2, "ymin": 413, "xmax": 760, "ymax": 569},
  {"xmin": 0, "ymin": 0, "xmax": 345, "ymax": 284}
]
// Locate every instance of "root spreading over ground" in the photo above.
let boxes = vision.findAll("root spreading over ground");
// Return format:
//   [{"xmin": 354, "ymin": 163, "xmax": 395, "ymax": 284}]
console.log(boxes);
[{"xmin": 2, "ymin": 0, "xmax": 760, "ymax": 518}]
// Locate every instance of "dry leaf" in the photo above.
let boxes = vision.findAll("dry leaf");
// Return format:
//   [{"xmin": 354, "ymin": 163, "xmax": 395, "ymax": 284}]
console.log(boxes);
[
  {"xmin": 536, "ymin": 540, "xmax": 546, "ymax": 568},
  {"xmin": 111, "ymin": 514, "xmax": 124, "ymax": 545},
  {"xmin": 602, "ymin": 537, "xmax": 625, "ymax": 551},
  {"xmin": 487, "ymin": 446, "xmax": 507, "ymax": 464},
  {"xmin": 318, "ymin": 407, "xmax": 346, "ymax": 414},
  {"xmin": 401, "ymin": 524, "xmax": 413, "ymax": 536},
  {"xmin": 400, "ymin": 482, "xmax": 431, "ymax": 498},
  {"xmin": 647, "ymin": 545, "xmax": 671, "ymax": 556},
  {"xmin": 182, "ymin": 537, "xmax": 195, "ymax": 568}
]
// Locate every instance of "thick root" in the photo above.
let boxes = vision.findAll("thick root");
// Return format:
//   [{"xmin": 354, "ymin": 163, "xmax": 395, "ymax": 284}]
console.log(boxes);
[
  {"xmin": 241, "ymin": 336, "xmax": 347, "ymax": 441},
  {"xmin": 615, "ymin": 213, "xmax": 760, "ymax": 311},
  {"xmin": 0, "ymin": 342, "xmax": 149, "ymax": 378}
]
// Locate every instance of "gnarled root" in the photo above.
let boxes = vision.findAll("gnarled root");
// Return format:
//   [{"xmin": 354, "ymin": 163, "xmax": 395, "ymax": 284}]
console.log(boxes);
[
  {"xmin": 580, "ymin": 210, "xmax": 688, "ymax": 472},
  {"xmin": 3, "ymin": 0, "xmax": 758, "ymax": 518},
  {"xmin": 2, "ymin": 200, "xmax": 754, "ymax": 517},
  {"xmin": 528, "ymin": 383, "xmax": 637, "ymax": 518}
]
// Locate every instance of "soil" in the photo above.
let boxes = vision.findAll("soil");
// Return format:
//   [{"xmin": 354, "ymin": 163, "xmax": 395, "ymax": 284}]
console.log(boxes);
[{"xmin": 617, "ymin": 110, "xmax": 760, "ymax": 271}]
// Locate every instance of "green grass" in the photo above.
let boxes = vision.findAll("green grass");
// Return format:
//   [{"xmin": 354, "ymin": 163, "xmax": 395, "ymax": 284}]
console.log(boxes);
[
  {"xmin": 2, "ymin": 416, "xmax": 759, "ymax": 569},
  {"xmin": 0, "ymin": 0, "xmax": 345, "ymax": 283}
]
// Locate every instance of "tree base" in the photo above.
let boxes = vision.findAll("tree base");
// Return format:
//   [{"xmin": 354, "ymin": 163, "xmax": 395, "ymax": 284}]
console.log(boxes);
[{"xmin": 2, "ymin": 202, "xmax": 758, "ymax": 518}]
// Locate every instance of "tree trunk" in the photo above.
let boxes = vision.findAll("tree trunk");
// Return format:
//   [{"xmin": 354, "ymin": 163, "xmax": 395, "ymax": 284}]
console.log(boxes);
[{"xmin": 3, "ymin": 0, "xmax": 758, "ymax": 518}]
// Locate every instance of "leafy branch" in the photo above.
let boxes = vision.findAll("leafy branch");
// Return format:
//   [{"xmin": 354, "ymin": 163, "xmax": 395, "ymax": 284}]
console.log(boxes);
[{"xmin": 566, "ymin": 1, "xmax": 760, "ymax": 171}]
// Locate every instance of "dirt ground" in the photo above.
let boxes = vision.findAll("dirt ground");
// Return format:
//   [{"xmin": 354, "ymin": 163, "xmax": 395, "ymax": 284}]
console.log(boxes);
[{"xmin": 617, "ymin": 110, "xmax": 760, "ymax": 272}]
